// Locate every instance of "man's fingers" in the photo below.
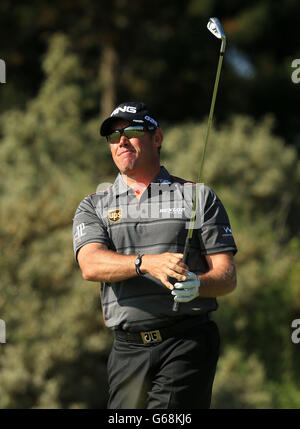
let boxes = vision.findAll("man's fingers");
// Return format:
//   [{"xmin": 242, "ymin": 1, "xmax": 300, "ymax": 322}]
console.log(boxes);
[
  {"xmin": 168, "ymin": 262, "xmax": 188, "ymax": 273},
  {"xmin": 166, "ymin": 252, "xmax": 183, "ymax": 261},
  {"xmin": 167, "ymin": 260, "xmax": 189, "ymax": 275},
  {"xmin": 149, "ymin": 253, "xmax": 190, "ymax": 289},
  {"xmin": 174, "ymin": 280, "xmax": 197, "ymax": 289},
  {"xmin": 185, "ymin": 271, "xmax": 198, "ymax": 280},
  {"xmin": 173, "ymin": 295, "xmax": 194, "ymax": 303},
  {"xmin": 170, "ymin": 253, "xmax": 184, "ymax": 259},
  {"xmin": 176, "ymin": 261, "xmax": 189, "ymax": 272},
  {"xmin": 166, "ymin": 269, "xmax": 187, "ymax": 282},
  {"xmin": 171, "ymin": 289, "xmax": 192, "ymax": 297},
  {"xmin": 160, "ymin": 275, "xmax": 175, "ymax": 290}
]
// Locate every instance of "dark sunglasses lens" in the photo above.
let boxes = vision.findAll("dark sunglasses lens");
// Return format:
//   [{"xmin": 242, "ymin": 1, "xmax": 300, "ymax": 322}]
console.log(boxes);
[
  {"xmin": 124, "ymin": 129, "xmax": 145, "ymax": 139},
  {"xmin": 107, "ymin": 126, "xmax": 145, "ymax": 143},
  {"xmin": 107, "ymin": 131, "xmax": 121, "ymax": 143}
]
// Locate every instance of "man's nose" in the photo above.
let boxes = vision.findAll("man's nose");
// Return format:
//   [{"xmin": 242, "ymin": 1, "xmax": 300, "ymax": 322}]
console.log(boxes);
[{"xmin": 119, "ymin": 135, "xmax": 130, "ymax": 146}]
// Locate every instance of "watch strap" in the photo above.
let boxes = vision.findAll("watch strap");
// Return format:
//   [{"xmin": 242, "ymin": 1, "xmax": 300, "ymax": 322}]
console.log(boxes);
[{"xmin": 135, "ymin": 254, "xmax": 144, "ymax": 276}]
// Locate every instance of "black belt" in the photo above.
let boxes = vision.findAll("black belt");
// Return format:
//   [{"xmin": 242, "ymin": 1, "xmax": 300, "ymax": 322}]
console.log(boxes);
[{"xmin": 115, "ymin": 313, "xmax": 210, "ymax": 345}]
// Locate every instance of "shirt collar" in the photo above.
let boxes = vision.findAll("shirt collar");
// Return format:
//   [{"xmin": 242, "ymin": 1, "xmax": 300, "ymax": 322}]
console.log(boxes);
[
  {"xmin": 153, "ymin": 166, "xmax": 172, "ymax": 183},
  {"xmin": 112, "ymin": 166, "xmax": 172, "ymax": 196}
]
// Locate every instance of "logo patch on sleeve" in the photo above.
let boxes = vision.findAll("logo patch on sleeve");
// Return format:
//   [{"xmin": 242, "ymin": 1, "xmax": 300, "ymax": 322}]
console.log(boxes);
[
  {"xmin": 108, "ymin": 208, "xmax": 122, "ymax": 223},
  {"xmin": 222, "ymin": 226, "xmax": 232, "ymax": 237},
  {"xmin": 75, "ymin": 223, "xmax": 86, "ymax": 243}
]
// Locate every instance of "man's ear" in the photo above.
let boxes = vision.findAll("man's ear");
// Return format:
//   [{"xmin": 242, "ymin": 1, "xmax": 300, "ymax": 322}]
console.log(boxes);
[{"xmin": 153, "ymin": 128, "xmax": 163, "ymax": 150}]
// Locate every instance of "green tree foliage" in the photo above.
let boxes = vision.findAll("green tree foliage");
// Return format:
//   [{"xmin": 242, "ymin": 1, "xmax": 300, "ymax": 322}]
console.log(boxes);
[
  {"xmin": 0, "ymin": 0, "xmax": 300, "ymax": 142},
  {"xmin": 0, "ymin": 34, "xmax": 112, "ymax": 409},
  {"xmin": 212, "ymin": 347, "xmax": 272, "ymax": 409},
  {"xmin": 0, "ymin": 33, "xmax": 299, "ymax": 408}
]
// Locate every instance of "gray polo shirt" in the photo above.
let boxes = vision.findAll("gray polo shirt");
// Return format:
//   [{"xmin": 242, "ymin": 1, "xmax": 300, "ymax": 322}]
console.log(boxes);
[{"xmin": 73, "ymin": 166, "xmax": 237, "ymax": 332}]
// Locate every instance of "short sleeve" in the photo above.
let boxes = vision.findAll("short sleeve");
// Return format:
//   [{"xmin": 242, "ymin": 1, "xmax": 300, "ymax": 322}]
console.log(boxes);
[
  {"xmin": 72, "ymin": 196, "xmax": 110, "ymax": 262},
  {"xmin": 198, "ymin": 187, "xmax": 237, "ymax": 255}
]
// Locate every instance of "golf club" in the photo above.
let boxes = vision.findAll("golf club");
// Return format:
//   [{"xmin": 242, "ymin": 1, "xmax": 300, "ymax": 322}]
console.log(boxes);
[{"xmin": 173, "ymin": 17, "xmax": 227, "ymax": 311}]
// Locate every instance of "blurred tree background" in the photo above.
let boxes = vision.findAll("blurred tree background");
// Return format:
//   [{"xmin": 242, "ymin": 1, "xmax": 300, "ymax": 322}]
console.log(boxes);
[{"xmin": 0, "ymin": 0, "xmax": 299, "ymax": 409}]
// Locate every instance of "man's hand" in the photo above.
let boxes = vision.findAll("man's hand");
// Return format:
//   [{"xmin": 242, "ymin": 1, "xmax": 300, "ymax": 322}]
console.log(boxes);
[
  {"xmin": 140, "ymin": 253, "xmax": 189, "ymax": 290},
  {"xmin": 171, "ymin": 271, "xmax": 200, "ymax": 303}
]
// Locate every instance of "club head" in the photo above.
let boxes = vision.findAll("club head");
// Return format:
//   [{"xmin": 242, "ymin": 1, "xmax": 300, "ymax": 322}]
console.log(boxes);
[{"xmin": 207, "ymin": 17, "xmax": 226, "ymax": 40}]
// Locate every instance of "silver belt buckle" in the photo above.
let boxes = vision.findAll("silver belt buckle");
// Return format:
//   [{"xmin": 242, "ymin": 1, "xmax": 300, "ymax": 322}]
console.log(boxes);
[{"xmin": 141, "ymin": 329, "xmax": 162, "ymax": 344}]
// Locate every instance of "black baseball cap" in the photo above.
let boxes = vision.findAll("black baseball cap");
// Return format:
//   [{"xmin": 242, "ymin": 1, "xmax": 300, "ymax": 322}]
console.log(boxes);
[{"xmin": 100, "ymin": 101, "xmax": 159, "ymax": 136}]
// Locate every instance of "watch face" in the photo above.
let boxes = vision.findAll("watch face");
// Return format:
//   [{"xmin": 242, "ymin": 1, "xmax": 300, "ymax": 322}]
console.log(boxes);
[{"xmin": 135, "ymin": 258, "xmax": 140, "ymax": 266}]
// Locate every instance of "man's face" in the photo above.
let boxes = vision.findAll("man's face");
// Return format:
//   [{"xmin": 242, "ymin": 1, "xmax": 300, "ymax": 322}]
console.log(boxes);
[{"xmin": 108, "ymin": 119, "xmax": 162, "ymax": 176}]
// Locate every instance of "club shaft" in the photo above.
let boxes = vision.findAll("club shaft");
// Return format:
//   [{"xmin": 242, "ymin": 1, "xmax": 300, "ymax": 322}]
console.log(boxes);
[{"xmin": 172, "ymin": 38, "xmax": 226, "ymax": 312}]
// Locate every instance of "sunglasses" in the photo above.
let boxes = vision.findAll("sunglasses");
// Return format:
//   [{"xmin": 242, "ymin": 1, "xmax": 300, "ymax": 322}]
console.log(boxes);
[{"xmin": 106, "ymin": 125, "xmax": 155, "ymax": 143}]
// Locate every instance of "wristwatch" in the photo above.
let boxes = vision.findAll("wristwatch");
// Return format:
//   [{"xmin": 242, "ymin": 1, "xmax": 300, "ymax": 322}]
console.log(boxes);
[{"xmin": 135, "ymin": 254, "xmax": 144, "ymax": 276}]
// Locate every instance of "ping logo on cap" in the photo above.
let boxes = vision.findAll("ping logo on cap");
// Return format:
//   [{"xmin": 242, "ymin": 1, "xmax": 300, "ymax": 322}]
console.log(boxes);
[{"xmin": 111, "ymin": 106, "xmax": 137, "ymax": 116}]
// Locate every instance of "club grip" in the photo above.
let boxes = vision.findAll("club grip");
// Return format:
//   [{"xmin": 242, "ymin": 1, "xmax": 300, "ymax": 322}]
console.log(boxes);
[{"xmin": 172, "ymin": 238, "xmax": 190, "ymax": 312}]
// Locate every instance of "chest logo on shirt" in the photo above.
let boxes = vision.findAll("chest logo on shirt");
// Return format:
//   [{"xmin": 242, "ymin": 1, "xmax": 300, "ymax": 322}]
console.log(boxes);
[{"xmin": 108, "ymin": 208, "xmax": 122, "ymax": 223}]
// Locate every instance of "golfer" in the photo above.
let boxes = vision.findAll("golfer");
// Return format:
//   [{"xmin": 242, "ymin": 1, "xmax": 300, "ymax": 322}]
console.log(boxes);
[{"xmin": 73, "ymin": 101, "xmax": 237, "ymax": 409}]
